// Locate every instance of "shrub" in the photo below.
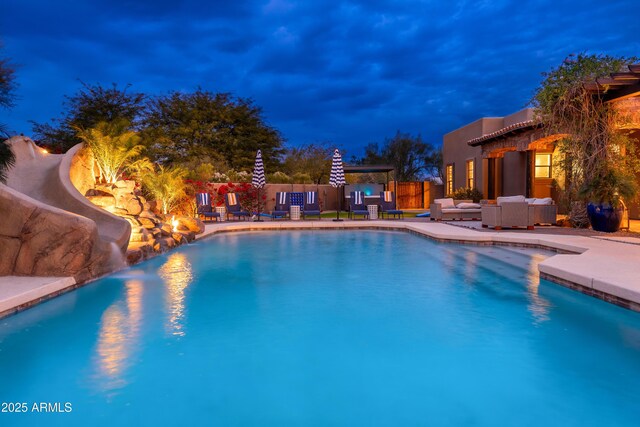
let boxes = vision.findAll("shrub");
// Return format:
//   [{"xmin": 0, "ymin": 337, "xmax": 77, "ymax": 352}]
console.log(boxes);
[
  {"xmin": 267, "ymin": 171, "xmax": 292, "ymax": 183},
  {"xmin": 450, "ymin": 187, "xmax": 483, "ymax": 202},
  {"xmin": 216, "ymin": 182, "xmax": 266, "ymax": 213},
  {"xmin": 139, "ymin": 165, "xmax": 188, "ymax": 215}
]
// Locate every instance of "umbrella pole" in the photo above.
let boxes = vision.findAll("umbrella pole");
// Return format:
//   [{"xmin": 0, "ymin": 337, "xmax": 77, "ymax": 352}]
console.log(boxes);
[
  {"xmin": 333, "ymin": 186, "xmax": 343, "ymax": 222},
  {"xmin": 254, "ymin": 187, "xmax": 263, "ymax": 222}
]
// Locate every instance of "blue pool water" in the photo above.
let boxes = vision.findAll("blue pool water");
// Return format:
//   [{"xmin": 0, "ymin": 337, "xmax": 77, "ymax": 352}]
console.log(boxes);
[{"xmin": 1, "ymin": 230, "xmax": 640, "ymax": 426}]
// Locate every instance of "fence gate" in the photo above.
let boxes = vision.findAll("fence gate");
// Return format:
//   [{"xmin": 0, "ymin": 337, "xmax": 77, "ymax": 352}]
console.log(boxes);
[{"xmin": 395, "ymin": 182, "xmax": 424, "ymax": 209}]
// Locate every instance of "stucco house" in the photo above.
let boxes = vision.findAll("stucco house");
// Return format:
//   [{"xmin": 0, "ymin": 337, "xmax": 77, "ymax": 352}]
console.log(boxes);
[{"xmin": 442, "ymin": 64, "xmax": 640, "ymax": 219}]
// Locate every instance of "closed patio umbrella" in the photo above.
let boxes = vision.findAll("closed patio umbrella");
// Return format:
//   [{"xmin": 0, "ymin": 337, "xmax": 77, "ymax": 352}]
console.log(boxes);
[
  {"xmin": 329, "ymin": 148, "xmax": 346, "ymax": 221},
  {"xmin": 252, "ymin": 149, "xmax": 266, "ymax": 221}
]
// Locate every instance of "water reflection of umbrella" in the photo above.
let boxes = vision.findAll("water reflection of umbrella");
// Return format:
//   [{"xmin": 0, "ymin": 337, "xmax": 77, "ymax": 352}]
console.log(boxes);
[
  {"xmin": 329, "ymin": 149, "xmax": 346, "ymax": 221},
  {"xmin": 252, "ymin": 149, "xmax": 266, "ymax": 222}
]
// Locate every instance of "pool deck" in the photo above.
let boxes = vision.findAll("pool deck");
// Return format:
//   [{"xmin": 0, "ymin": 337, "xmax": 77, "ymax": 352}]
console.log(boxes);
[{"xmin": 1, "ymin": 220, "xmax": 639, "ymax": 318}]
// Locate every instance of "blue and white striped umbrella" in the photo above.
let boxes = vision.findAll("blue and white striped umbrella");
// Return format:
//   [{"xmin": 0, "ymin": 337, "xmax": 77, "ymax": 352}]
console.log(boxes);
[
  {"xmin": 329, "ymin": 149, "xmax": 346, "ymax": 188},
  {"xmin": 251, "ymin": 149, "xmax": 266, "ymax": 189}
]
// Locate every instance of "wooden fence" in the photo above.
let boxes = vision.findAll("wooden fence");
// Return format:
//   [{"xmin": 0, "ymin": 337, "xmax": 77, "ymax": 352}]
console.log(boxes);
[
  {"xmin": 395, "ymin": 182, "xmax": 424, "ymax": 209},
  {"xmin": 390, "ymin": 181, "xmax": 444, "ymax": 209}
]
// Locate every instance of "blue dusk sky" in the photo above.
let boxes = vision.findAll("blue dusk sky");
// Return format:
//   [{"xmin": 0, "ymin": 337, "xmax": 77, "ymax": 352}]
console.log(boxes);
[{"xmin": 2, "ymin": 0, "xmax": 639, "ymax": 156}]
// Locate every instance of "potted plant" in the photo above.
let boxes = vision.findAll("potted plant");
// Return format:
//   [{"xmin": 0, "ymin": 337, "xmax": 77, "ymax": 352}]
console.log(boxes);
[{"xmin": 580, "ymin": 167, "xmax": 637, "ymax": 232}]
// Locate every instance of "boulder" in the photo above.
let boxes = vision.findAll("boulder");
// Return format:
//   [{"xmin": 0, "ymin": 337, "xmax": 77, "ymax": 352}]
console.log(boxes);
[
  {"xmin": 139, "ymin": 217, "xmax": 157, "ymax": 229},
  {"xmin": 86, "ymin": 195, "xmax": 116, "ymax": 209},
  {"xmin": 94, "ymin": 183, "xmax": 117, "ymax": 197},
  {"xmin": 85, "ymin": 188, "xmax": 112, "ymax": 197},
  {"xmin": 127, "ymin": 242, "xmax": 154, "ymax": 263},
  {"xmin": 163, "ymin": 237, "xmax": 177, "ymax": 249},
  {"xmin": 153, "ymin": 238, "xmax": 168, "ymax": 252},
  {"xmin": 171, "ymin": 232, "xmax": 184, "ymax": 244},
  {"xmin": 176, "ymin": 216, "xmax": 205, "ymax": 234},
  {"xmin": 160, "ymin": 223, "xmax": 173, "ymax": 236},
  {"xmin": 179, "ymin": 231, "xmax": 196, "ymax": 242},
  {"xmin": 129, "ymin": 227, "xmax": 149, "ymax": 243},
  {"xmin": 139, "ymin": 210, "xmax": 158, "ymax": 219},
  {"xmin": 120, "ymin": 196, "xmax": 143, "ymax": 216},
  {"xmin": 126, "ymin": 248, "xmax": 143, "ymax": 265},
  {"xmin": 115, "ymin": 180, "xmax": 136, "ymax": 193}
]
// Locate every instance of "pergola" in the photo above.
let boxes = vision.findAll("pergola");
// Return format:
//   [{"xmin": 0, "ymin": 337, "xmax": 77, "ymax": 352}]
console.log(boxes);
[{"xmin": 343, "ymin": 165, "xmax": 395, "ymax": 185}]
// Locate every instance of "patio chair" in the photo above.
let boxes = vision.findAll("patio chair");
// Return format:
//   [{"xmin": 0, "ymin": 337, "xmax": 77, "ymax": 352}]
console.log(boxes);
[
  {"xmin": 302, "ymin": 191, "xmax": 321, "ymax": 219},
  {"xmin": 224, "ymin": 193, "xmax": 250, "ymax": 221},
  {"xmin": 349, "ymin": 191, "xmax": 369, "ymax": 219},
  {"xmin": 196, "ymin": 192, "xmax": 220, "ymax": 222},
  {"xmin": 481, "ymin": 195, "xmax": 534, "ymax": 230},
  {"xmin": 271, "ymin": 192, "xmax": 290, "ymax": 220},
  {"xmin": 379, "ymin": 191, "xmax": 404, "ymax": 219}
]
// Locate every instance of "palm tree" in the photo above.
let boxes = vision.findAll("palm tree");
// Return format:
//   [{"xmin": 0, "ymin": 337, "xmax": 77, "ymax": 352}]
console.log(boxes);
[
  {"xmin": 76, "ymin": 120, "xmax": 144, "ymax": 184},
  {"xmin": 0, "ymin": 139, "xmax": 15, "ymax": 183},
  {"xmin": 139, "ymin": 165, "xmax": 188, "ymax": 215}
]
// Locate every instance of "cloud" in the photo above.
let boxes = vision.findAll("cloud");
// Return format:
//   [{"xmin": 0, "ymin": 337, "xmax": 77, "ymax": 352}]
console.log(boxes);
[{"xmin": 3, "ymin": 0, "xmax": 639, "ymax": 156}]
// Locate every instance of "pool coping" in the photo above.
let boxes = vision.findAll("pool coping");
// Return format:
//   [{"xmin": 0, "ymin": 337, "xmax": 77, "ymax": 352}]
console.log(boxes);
[{"xmin": 1, "ymin": 220, "xmax": 639, "ymax": 318}]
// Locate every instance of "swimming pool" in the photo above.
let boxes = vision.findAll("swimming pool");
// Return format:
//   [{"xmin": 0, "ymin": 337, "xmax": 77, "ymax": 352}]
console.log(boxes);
[{"xmin": 1, "ymin": 230, "xmax": 639, "ymax": 426}]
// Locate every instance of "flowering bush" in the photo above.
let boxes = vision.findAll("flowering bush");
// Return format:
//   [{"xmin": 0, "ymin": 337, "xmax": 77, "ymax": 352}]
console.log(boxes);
[
  {"xmin": 182, "ymin": 179, "xmax": 219, "ymax": 216},
  {"xmin": 216, "ymin": 182, "xmax": 266, "ymax": 213},
  {"xmin": 211, "ymin": 172, "xmax": 230, "ymax": 183}
]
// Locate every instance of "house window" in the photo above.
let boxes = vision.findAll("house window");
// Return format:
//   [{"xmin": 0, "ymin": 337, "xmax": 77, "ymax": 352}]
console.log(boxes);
[
  {"xmin": 466, "ymin": 160, "xmax": 474, "ymax": 189},
  {"xmin": 446, "ymin": 164, "xmax": 454, "ymax": 195},
  {"xmin": 535, "ymin": 154, "xmax": 552, "ymax": 178}
]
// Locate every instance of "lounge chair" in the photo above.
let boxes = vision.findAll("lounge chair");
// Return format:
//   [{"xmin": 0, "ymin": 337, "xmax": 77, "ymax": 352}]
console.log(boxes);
[
  {"xmin": 302, "ymin": 191, "xmax": 321, "ymax": 219},
  {"xmin": 272, "ymin": 192, "xmax": 290, "ymax": 220},
  {"xmin": 224, "ymin": 193, "xmax": 250, "ymax": 221},
  {"xmin": 481, "ymin": 195, "xmax": 534, "ymax": 230},
  {"xmin": 349, "ymin": 191, "xmax": 369, "ymax": 219},
  {"xmin": 379, "ymin": 191, "xmax": 403, "ymax": 219},
  {"xmin": 196, "ymin": 192, "xmax": 220, "ymax": 222}
]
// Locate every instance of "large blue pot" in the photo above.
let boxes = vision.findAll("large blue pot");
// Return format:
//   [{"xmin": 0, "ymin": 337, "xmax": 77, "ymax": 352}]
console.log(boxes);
[{"xmin": 586, "ymin": 203, "xmax": 623, "ymax": 233}]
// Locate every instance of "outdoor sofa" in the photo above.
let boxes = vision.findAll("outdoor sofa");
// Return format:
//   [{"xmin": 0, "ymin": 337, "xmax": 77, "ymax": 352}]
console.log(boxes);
[
  {"xmin": 481, "ymin": 195, "xmax": 534, "ymax": 230},
  {"xmin": 526, "ymin": 197, "xmax": 557, "ymax": 225},
  {"xmin": 429, "ymin": 198, "xmax": 483, "ymax": 221}
]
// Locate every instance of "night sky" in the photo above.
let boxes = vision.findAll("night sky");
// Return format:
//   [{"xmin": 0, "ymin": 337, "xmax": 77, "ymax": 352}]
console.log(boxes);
[{"xmin": 2, "ymin": 0, "xmax": 639, "ymax": 156}]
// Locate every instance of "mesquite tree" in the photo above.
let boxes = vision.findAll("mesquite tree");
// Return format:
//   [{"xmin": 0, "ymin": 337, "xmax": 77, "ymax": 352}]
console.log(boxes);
[{"xmin": 531, "ymin": 53, "xmax": 639, "ymax": 226}]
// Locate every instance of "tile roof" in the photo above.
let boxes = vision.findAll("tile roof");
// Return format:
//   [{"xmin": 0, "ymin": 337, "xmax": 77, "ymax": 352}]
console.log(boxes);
[{"xmin": 467, "ymin": 120, "xmax": 540, "ymax": 146}]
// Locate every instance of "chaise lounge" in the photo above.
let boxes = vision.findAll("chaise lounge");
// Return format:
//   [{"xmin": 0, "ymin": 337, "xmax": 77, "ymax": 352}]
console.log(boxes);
[
  {"xmin": 302, "ymin": 191, "xmax": 321, "ymax": 219},
  {"xmin": 196, "ymin": 192, "xmax": 221, "ymax": 222},
  {"xmin": 349, "ymin": 191, "xmax": 370, "ymax": 219},
  {"xmin": 379, "ymin": 191, "xmax": 403, "ymax": 219},
  {"xmin": 225, "ymin": 193, "xmax": 251, "ymax": 221},
  {"xmin": 272, "ymin": 192, "xmax": 290, "ymax": 220}
]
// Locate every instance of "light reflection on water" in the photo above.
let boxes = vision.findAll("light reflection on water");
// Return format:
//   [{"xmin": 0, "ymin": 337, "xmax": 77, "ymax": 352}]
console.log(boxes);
[
  {"xmin": 526, "ymin": 254, "xmax": 551, "ymax": 324},
  {"xmin": 159, "ymin": 252, "xmax": 193, "ymax": 337},
  {"xmin": 93, "ymin": 280, "xmax": 143, "ymax": 393}
]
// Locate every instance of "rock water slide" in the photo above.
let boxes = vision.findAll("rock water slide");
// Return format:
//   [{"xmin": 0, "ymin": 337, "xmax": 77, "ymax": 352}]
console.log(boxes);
[{"xmin": 0, "ymin": 136, "xmax": 130, "ymax": 282}]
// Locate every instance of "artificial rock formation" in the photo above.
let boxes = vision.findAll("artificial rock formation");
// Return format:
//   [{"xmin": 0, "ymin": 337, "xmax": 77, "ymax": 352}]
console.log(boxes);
[
  {"xmin": 1, "ymin": 136, "xmax": 130, "ymax": 281},
  {"xmin": 80, "ymin": 179, "xmax": 205, "ymax": 265},
  {"xmin": 0, "ymin": 184, "xmax": 115, "ymax": 282}
]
